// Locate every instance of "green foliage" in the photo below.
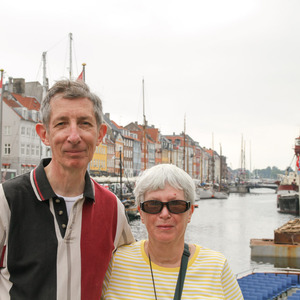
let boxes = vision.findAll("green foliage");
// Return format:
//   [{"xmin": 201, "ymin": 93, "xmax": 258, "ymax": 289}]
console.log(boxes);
[{"xmin": 252, "ymin": 166, "xmax": 288, "ymax": 179}]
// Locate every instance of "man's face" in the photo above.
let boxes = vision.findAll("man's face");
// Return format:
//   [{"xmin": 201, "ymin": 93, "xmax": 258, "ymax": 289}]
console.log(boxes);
[{"xmin": 40, "ymin": 95, "xmax": 106, "ymax": 172}]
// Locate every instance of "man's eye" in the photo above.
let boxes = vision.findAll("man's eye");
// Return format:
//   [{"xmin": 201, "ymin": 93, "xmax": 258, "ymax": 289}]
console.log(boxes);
[
  {"xmin": 55, "ymin": 122, "xmax": 65, "ymax": 126},
  {"xmin": 81, "ymin": 121, "xmax": 92, "ymax": 126}
]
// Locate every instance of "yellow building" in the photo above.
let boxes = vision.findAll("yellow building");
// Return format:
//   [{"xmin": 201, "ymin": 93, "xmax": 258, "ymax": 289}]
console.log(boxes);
[{"xmin": 90, "ymin": 143, "xmax": 107, "ymax": 176}]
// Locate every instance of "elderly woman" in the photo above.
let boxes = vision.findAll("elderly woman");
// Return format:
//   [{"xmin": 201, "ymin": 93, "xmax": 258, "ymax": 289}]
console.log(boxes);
[{"xmin": 102, "ymin": 164, "xmax": 243, "ymax": 299}]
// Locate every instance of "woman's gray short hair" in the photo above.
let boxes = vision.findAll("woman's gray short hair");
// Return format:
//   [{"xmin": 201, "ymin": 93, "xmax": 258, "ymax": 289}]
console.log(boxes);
[
  {"xmin": 39, "ymin": 79, "xmax": 103, "ymax": 128},
  {"xmin": 134, "ymin": 164, "xmax": 196, "ymax": 205}
]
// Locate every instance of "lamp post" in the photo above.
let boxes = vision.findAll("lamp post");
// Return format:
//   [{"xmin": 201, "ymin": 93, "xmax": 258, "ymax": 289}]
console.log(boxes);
[
  {"xmin": 0, "ymin": 69, "xmax": 4, "ymax": 182},
  {"xmin": 119, "ymin": 149, "xmax": 122, "ymax": 201}
]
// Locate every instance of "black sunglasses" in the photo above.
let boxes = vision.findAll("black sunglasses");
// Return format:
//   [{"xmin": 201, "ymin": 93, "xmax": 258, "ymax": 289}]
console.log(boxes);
[{"xmin": 140, "ymin": 200, "xmax": 191, "ymax": 214}]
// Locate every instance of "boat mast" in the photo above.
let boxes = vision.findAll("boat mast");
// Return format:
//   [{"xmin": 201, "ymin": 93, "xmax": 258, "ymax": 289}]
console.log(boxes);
[
  {"xmin": 142, "ymin": 79, "xmax": 147, "ymax": 170},
  {"xmin": 69, "ymin": 33, "xmax": 73, "ymax": 80},
  {"xmin": 183, "ymin": 115, "xmax": 186, "ymax": 172},
  {"xmin": 119, "ymin": 149, "xmax": 122, "ymax": 201},
  {"xmin": 219, "ymin": 143, "xmax": 222, "ymax": 191},
  {"xmin": 211, "ymin": 133, "xmax": 215, "ymax": 185},
  {"xmin": 240, "ymin": 134, "xmax": 245, "ymax": 182},
  {"xmin": 42, "ymin": 52, "xmax": 48, "ymax": 99}
]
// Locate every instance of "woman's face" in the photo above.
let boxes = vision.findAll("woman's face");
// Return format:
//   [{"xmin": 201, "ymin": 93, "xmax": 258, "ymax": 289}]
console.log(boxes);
[{"xmin": 139, "ymin": 184, "xmax": 194, "ymax": 246}]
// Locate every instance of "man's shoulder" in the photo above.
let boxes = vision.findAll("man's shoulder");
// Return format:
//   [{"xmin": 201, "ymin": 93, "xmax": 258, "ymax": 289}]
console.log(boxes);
[
  {"xmin": 2, "ymin": 172, "xmax": 31, "ymax": 189},
  {"xmin": 92, "ymin": 179, "xmax": 118, "ymax": 200}
]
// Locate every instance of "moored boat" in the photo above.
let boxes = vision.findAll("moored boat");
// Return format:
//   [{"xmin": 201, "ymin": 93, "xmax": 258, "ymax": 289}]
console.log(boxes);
[
  {"xmin": 237, "ymin": 268, "xmax": 300, "ymax": 300},
  {"xmin": 195, "ymin": 185, "xmax": 214, "ymax": 199},
  {"xmin": 250, "ymin": 219, "xmax": 300, "ymax": 268},
  {"xmin": 277, "ymin": 136, "xmax": 300, "ymax": 215},
  {"xmin": 212, "ymin": 190, "xmax": 229, "ymax": 199}
]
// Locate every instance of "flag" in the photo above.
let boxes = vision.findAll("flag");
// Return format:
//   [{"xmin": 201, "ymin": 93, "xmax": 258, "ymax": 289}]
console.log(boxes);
[
  {"xmin": 77, "ymin": 63, "xmax": 86, "ymax": 82},
  {"xmin": 77, "ymin": 70, "xmax": 83, "ymax": 81},
  {"xmin": 297, "ymin": 155, "xmax": 300, "ymax": 171}
]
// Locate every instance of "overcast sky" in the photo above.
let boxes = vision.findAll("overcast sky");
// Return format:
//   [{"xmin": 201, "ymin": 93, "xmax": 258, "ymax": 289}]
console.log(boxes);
[{"xmin": 1, "ymin": 0, "xmax": 300, "ymax": 170}]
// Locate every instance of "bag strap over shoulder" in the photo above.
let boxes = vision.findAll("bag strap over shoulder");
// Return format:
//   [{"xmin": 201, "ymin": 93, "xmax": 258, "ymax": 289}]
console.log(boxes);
[{"xmin": 173, "ymin": 243, "xmax": 190, "ymax": 300}]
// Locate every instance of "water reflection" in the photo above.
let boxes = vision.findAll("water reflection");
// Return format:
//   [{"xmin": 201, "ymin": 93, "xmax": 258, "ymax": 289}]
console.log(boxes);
[
  {"xmin": 251, "ymin": 256, "xmax": 300, "ymax": 269},
  {"xmin": 129, "ymin": 190, "xmax": 297, "ymax": 274}
]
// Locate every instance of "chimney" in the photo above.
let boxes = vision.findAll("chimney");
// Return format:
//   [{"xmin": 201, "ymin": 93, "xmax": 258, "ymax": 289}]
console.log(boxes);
[{"xmin": 13, "ymin": 78, "xmax": 25, "ymax": 95}]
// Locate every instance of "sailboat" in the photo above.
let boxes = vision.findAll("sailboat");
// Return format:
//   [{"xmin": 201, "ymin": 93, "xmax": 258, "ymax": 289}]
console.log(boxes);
[
  {"xmin": 195, "ymin": 135, "xmax": 228, "ymax": 199},
  {"xmin": 213, "ymin": 144, "xmax": 229, "ymax": 199}
]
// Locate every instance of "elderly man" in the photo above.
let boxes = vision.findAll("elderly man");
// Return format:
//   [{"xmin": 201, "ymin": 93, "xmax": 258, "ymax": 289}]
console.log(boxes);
[{"xmin": 0, "ymin": 80, "xmax": 134, "ymax": 300}]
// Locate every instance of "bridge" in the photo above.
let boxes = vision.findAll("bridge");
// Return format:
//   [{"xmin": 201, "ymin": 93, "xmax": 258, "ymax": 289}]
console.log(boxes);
[{"xmin": 246, "ymin": 183, "xmax": 278, "ymax": 191}]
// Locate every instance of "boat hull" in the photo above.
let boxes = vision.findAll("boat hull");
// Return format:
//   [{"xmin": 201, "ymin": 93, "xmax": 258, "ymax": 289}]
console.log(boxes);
[
  {"xmin": 212, "ymin": 191, "xmax": 229, "ymax": 199},
  {"xmin": 196, "ymin": 187, "xmax": 213, "ymax": 199},
  {"xmin": 250, "ymin": 238, "xmax": 300, "ymax": 258},
  {"xmin": 277, "ymin": 194, "xmax": 299, "ymax": 215}
]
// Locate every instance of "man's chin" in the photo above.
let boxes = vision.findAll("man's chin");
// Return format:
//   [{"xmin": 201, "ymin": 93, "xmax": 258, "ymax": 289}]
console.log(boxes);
[{"xmin": 65, "ymin": 159, "xmax": 89, "ymax": 170}]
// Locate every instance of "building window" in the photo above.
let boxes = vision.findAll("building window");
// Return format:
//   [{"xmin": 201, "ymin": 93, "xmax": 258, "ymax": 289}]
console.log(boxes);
[
  {"xmin": 4, "ymin": 144, "xmax": 11, "ymax": 155},
  {"xmin": 21, "ymin": 144, "xmax": 25, "ymax": 155},
  {"xmin": 21, "ymin": 126, "xmax": 25, "ymax": 135},
  {"xmin": 31, "ymin": 145, "xmax": 35, "ymax": 156},
  {"xmin": 36, "ymin": 145, "xmax": 40, "ymax": 157},
  {"xmin": 26, "ymin": 144, "xmax": 30, "ymax": 156},
  {"xmin": 27, "ymin": 128, "xmax": 31, "ymax": 136},
  {"xmin": 4, "ymin": 126, "xmax": 11, "ymax": 135}
]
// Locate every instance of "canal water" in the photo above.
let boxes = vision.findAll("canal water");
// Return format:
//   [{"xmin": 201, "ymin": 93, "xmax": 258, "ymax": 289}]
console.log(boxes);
[{"xmin": 129, "ymin": 189, "xmax": 297, "ymax": 275}]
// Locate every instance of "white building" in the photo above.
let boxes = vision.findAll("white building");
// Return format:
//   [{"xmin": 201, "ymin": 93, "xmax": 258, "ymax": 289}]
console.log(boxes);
[{"xmin": 1, "ymin": 90, "xmax": 42, "ymax": 177}]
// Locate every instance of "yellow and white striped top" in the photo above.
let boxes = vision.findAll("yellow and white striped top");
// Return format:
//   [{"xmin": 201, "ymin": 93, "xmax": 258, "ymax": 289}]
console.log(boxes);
[{"xmin": 102, "ymin": 240, "xmax": 243, "ymax": 299}]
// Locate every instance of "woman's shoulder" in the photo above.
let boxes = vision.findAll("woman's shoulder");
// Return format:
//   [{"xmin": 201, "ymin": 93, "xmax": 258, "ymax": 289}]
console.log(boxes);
[
  {"xmin": 194, "ymin": 244, "xmax": 227, "ymax": 261},
  {"xmin": 114, "ymin": 240, "xmax": 143, "ymax": 257}
]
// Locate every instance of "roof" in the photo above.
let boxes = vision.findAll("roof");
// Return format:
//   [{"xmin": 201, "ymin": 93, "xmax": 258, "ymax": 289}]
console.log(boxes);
[
  {"xmin": 11, "ymin": 93, "xmax": 40, "ymax": 111},
  {"xmin": 3, "ymin": 97, "xmax": 21, "ymax": 108}
]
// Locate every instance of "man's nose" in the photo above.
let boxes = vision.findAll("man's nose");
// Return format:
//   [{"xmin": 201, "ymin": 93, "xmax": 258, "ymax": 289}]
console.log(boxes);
[{"xmin": 67, "ymin": 125, "xmax": 81, "ymax": 144}]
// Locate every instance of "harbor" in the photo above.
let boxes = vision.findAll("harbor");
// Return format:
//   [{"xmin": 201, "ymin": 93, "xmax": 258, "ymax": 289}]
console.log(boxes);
[{"xmin": 130, "ymin": 189, "xmax": 296, "ymax": 275}]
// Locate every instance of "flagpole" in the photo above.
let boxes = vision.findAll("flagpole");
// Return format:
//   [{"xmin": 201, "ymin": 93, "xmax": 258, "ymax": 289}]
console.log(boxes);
[
  {"xmin": 82, "ymin": 63, "xmax": 86, "ymax": 82},
  {"xmin": 0, "ymin": 69, "xmax": 4, "ymax": 181}
]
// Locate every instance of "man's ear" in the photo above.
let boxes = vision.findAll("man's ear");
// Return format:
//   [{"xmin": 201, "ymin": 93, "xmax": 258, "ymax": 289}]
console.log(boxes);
[
  {"xmin": 36, "ymin": 123, "xmax": 50, "ymax": 146},
  {"xmin": 97, "ymin": 124, "xmax": 107, "ymax": 146}
]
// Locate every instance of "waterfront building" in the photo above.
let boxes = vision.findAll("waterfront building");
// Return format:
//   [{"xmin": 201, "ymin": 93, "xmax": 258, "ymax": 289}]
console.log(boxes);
[
  {"xmin": 125, "ymin": 121, "xmax": 150, "ymax": 171},
  {"xmin": 90, "ymin": 139, "xmax": 107, "ymax": 177},
  {"xmin": 164, "ymin": 133, "xmax": 196, "ymax": 177},
  {"xmin": 0, "ymin": 78, "xmax": 228, "ymax": 182},
  {"xmin": 161, "ymin": 135, "xmax": 173, "ymax": 164},
  {"xmin": 131, "ymin": 134, "xmax": 141, "ymax": 177},
  {"xmin": 1, "ymin": 88, "xmax": 40, "ymax": 177}
]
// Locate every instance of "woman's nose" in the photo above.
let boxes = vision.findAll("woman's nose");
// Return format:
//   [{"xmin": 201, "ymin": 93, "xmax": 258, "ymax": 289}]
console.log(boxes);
[{"xmin": 159, "ymin": 205, "xmax": 171, "ymax": 218}]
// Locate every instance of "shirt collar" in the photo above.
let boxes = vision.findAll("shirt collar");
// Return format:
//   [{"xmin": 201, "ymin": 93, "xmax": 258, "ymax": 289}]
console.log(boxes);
[{"xmin": 31, "ymin": 158, "xmax": 94, "ymax": 202}]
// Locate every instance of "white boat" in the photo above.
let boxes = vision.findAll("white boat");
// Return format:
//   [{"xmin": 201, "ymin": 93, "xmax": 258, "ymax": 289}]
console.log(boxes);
[
  {"xmin": 196, "ymin": 186, "xmax": 214, "ymax": 199},
  {"xmin": 195, "ymin": 184, "xmax": 229, "ymax": 199},
  {"xmin": 213, "ymin": 190, "xmax": 229, "ymax": 199}
]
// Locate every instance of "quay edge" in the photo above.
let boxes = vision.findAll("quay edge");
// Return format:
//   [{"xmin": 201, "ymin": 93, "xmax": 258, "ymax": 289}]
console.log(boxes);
[{"xmin": 250, "ymin": 238, "xmax": 300, "ymax": 258}]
